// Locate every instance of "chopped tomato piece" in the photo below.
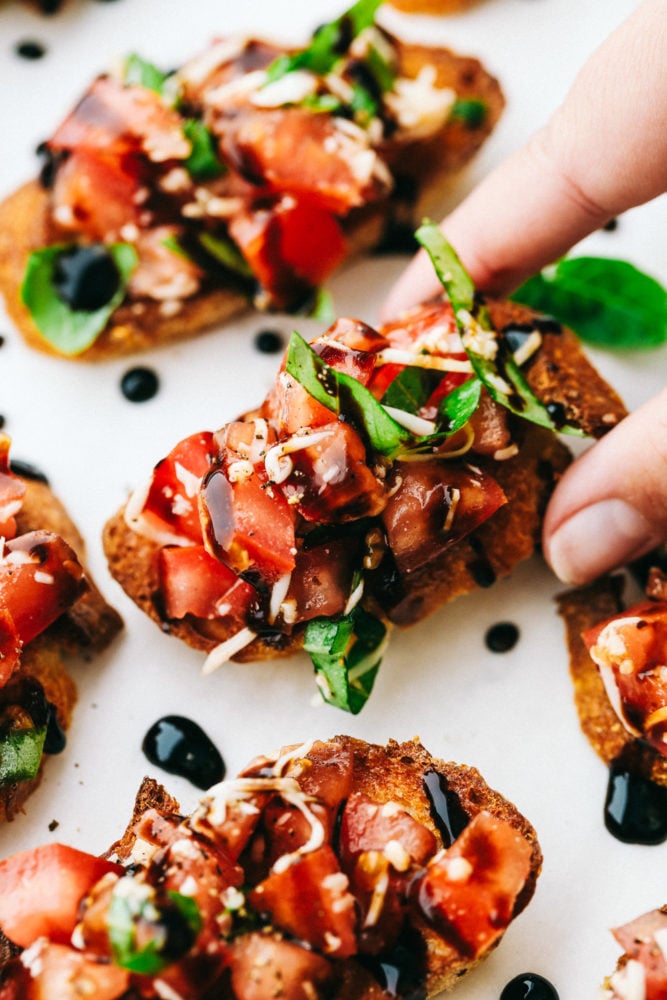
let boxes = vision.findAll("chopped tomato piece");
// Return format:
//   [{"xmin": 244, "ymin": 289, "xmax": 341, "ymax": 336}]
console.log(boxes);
[
  {"xmin": 611, "ymin": 907, "xmax": 667, "ymax": 1000},
  {"xmin": 159, "ymin": 544, "xmax": 255, "ymax": 622},
  {"xmin": 249, "ymin": 846, "xmax": 357, "ymax": 958},
  {"xmin": 293, "ymin": 740, "xmax": 355, "ymax": 809},
  {"xmin": 0, "ymin": 531, "xmax": 87, "ymax": 647},
  {"xmin": 261, "ymin": 798, "xmax": 332, "ymax": 868},
  {"xmin": 0, "ymin": 843, "xmax": 121, "ymax": 948},
  {"xmin": 583, "ymin": 601, "xmax": 667, "ymax": 755},
  {"xmin": 339, "ymin": 792, "xmax": 437, "ymax": 868},
  {"xmin": 51, "ymin": 147, "xmax": 144, "ymax": 242},
  {"xmin": 135, "ymin": 432, "xmax": 216, "ymax": 545},
  {"xmin": 416, "ymin": 811, "xmax": 532, "ymax": 959},
  {"xmin": 380, "ymin": 299, "xmax": 459, "ymax": 352},
  {"xmin": 322, "ymin": 318, "xmax": 389, "ymax": 356},
  {"xmin": 285, "ymin": 538, "xmax": 359, "ymax": 624},
  {"xmin": 191, "ymin": 792, "xmax": 269, "ymax": 862},
  {"xmin": 229, "ymin": 194, "xmax": 346, "ymax": 309},
  {"xmin": 229, "ymin": 931, "xmax": 335, "ymax": 1000},
  {"xmin": 261, "ymin": 367, "xmax": 334, "ymax": 436},
  {"xmin": 0, "ymin": 608, "xmax": 20, "ymax": 688},
  {"xmin": 10, "ymin": 940, "xmax": 130, "ymax": 1000},
  {"xmin": 382, "ymin": 460, "xmax": 506, "ymax": 575}
]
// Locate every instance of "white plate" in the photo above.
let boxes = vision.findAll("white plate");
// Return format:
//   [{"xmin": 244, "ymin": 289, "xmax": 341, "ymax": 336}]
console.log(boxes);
[{"xmin": 0, "ymin": 1, "xmax": 665, "ymax": 997}]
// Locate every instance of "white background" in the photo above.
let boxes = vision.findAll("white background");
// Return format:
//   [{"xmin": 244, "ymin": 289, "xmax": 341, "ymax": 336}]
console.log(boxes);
[{"xmin": 0, "ymin": 1, "xmax": 665, "ymax": 997}]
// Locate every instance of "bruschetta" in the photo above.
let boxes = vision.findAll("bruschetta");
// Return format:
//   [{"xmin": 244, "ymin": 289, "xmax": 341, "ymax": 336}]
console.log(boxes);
[
  {"xmin": 103, "ymin": 227, "xmax": 627, "ymax": 712},
  {"xmin": 0, "ymin": 735, "xmax": 542, "ymax": 998},
  {"xmin": 0, "ymin": 433, "xmax": 122, "ymax": 821},
  {"xmin": 0, "ymin": 0, "xmax": 504, "ymax": 360},
  {"xmin": 600, "ymin": 905, "xmax": 667, "ymax": 1000}
]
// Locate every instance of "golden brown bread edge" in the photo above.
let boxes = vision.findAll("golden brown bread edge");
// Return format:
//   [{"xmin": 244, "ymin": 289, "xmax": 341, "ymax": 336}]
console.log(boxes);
[
  {"xmin": 388, "ymin": 0, "xmax": 481, "ymax": 14},
  {"xmin": 108, "ymin": 736, "xmax": 542, "ymax": 999},
  {"xmin": 102, "ymin": 298, "xmax": 627, "ymax": 659},
  {"xmin": 556, "ymin": 576, "xmax": 667, "ymax": 789},
  {"xmin": 1, "ymin": 476, "xmax": 123, "ymax": 821},
  {"xmin": 0, "ymin": 38, "xmax": 504, "ymax": 361}
]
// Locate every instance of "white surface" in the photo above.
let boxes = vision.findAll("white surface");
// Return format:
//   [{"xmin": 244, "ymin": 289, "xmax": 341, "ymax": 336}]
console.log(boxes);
[{"xmin": 0, "ymin": 1, "xmax": 665, "ymax": 997}]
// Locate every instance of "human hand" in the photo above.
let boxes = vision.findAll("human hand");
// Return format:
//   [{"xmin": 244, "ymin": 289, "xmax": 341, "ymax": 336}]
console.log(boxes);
[{"xmin": 381, "ymin": 0, "xmax": 667, "ymax": 584}]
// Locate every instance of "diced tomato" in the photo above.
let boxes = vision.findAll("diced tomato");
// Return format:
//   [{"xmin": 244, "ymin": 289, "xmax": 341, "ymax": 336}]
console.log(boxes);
[
  {"xmin": 249, "ymin": 846, "xmax": 357, "ymax": 958},
  {"xmin": 611, "ymin": 907, "xmax": 667, "ymax": 1000},
  {"xmin": 380, "ymin": 299, "xmax": 459, "ymax": 352},
  {"xmin": 261, "ymin": 368, "xmax": 334, "ymax": 436},
  {"xmin": 201, "ymin": 460, "xmax": 296, "ymax": 584},
  {"xmin": 191, "ymin": 793, "xmax": 269, "ymax": 862},
  {"xmin": 321, "ymin": 317, "xmax": 389, "ymax": 356},
  {"xmin": 0, "ymin": 531, "xmax": 87, "ymax": 648},
  {"xmin": 0, "ymin": 843, "xmax": 121, "ymax": 948},
  {"xmin": 285, "ymin": 538, "xmax": 359, "ymax": 624},
  {"xmin": 11, "ymin": 940, "xmax": 130, "ymax": 1000},
  {"xmin": 583, "ymin": 601, "xmax": 667, "ymax": 755},
  {"xmin": 292, "ymin": 740, "xmax": 355, "ymax": 809},
  {"xmin": 51, "ymin": 147, "xmax": 144, "ymax": 242},
  {"xmin": 416, "ymin": 811, "xmax": 532, "ymax": 959},
  {"xmin": 159, "ymin": 544, "xmax": 255, "ymax": 622},
  {"xmin": 315, "ymin": 341, "xmax": 378, "ymax": 387},
  {"xmin": 228, "ymin": 194, "xmax": 346, "ymax": 309},
  {"xmin": 382, "ymin": 460, "xmax": 506, "ymax": 576},
  {"xmin": 137, "ymin": 432, "xmax": 216, "ymax": 545},
  {"xmin": 282, "ymin": 421, "xmax": 386, "ymax": 523},
  {"xmin": 339, "ymin": 792, "xmax": 437, "ymax": 868},
  {"xmin": 219, "ymin": 107, "xmax": 387, "ymax": 215},
  {"xmin": 0, "ymin": 607, "xmax": 21, "ymax": 688},
  {"xmin": 229, "ymin": 931, "xmax": 335, "ymax": 1000}
]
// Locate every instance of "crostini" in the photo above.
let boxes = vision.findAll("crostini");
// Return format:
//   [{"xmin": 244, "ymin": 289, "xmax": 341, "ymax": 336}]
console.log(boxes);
[
  {"xmin": 103, "ymin": 227, "xmax": 626, "ymax": 712},
  {"xmin": 0, "ymin": 735, "xmax": 542, "ymax": 998},
  {"xmin": 0, "ymin": 434, "xmax": 122, "ymax": 820},
  {"xmin": 0, "ymin": 0, "xmax": 504, "ymax": 360}
]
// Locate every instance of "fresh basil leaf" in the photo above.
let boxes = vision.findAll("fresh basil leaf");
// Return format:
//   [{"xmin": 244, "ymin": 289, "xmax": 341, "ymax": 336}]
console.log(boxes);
[
  {"xmin": 123, "ymin": 53, "xmax": 168, "ymax": 94},
  {"xmin": 21, "ymin": 243, "xmax": 138, "ymax": 356},
  {"xmin": 438, "ymin": 376, "xmax": 482, "ymax": 433},
  {"xmin": 198, "ymin": 232, "xmax": 253, "ymax": 279},
  {"xmin": 161, "ymin": 232, "xmax": 194, "ymax": 261},
  {"xmin": 365, "ymin": 42, "xmax": 396, "ymax": 94},
  {"xmin": 305, "ymin": 606, "xmax": 388, "ymax": 714},
  {"xmin": 0, "ymin": 726, "xmax": 46, "ymax": 785},
  {"xmin": 109, "ymin": 883, "xmax": 200, "ymax": 975},
  {"xmin": 302, "ymin": 92, "xmax": 344, "ymax": 114},
  {"xmin": 512, "ymin": 256, "xmax": 667, "ymax": 351},
  {"xmin": 450, "ymin": 98, "xmax": 487, "ymax": 129},
  {"xmin": 416, "ymin": 222, "xmax": 585, "ymax": 436},
  {"xmin": 266, "ymin": 0, "xmax": 382, "ymax": 83},
  {"xmin": 182, "ymin": 119, "xmax": 226, "ymax": 181},
  {"xmin": 167, "ymin": 891, "xmax": 202, "ymax": 937},
  {"xmin": 381, "ymin": 365, "xmax": 441, "ymax": 413},
  {"xmin": 350, "ymin": 81, "xmax": 378, "ymax": 125},
  {"xmin": 285, "ymin": 331, "xmax": 409, "ymax": 456},
  {"xmin": 308, "ymin": 286, "xmax": 336, "ymax": 322}
]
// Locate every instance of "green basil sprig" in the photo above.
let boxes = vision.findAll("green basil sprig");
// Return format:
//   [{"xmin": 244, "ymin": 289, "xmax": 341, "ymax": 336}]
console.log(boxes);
[
  {"xmin": 198, "ymin": 232, "xmax": 253, "ymax": 280},
  {"xmin": 305, "ymin": 606, "xmax": 389, "ymax": 714},
  {"xmin": 512, "ymin": 256, "xmax": 667, "ymax": 351},
  {"xmin": 0, "ymin": 726, "xmax": 47, "ymax": 785},
  {"xmin": 415, "ymin": 222, "xmax": 585, "ymax": 436},
  {"xmin": 450, "ymin": 98, "xmax": 487, "ymax": 129},
  {"xmin": 182, "ymin": 119, "xmax": 226, "ymax": 181},
  {"xmin": 21, "ymin": 243, "xmax": 138, "ymax": 356},
  {"xmin": 109, "ymin": 882, "xmax": 201, "ymax": 976},
  {"xmin": 123, "ymin": 53, "xmax": 169, "ymax": 94}
]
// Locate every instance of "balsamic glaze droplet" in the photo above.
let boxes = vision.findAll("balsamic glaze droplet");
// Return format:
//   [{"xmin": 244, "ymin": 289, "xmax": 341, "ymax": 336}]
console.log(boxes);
[
  {"xmin": 360, "ymin": 925, "xmax": 428, "ymax": 1000},
  {"xmin": 9, "ymin": 459, "xmax": 49, "ymax": 485},
  {"xmin": 53, "ymin": 245, "xmax": 120, "ymax": 312},
  {"xmin": 603, "ymin": 217, "xmax": 619, "ymax": 232},
  {"xmin": 422, "ymin": 770, "xmax": 469, "ymax": 848},
  {"xmin": 545, "ymin": 401, "xmax": 569, "ymax": 430},
  {"xmin": 0, "ymin": 416, "xmax": 5, "ymax": 430},
  {"xmin": 604, "ymin": 759, "xmax": 667, "ymax": 845},
  {"xmin": 468, "ymin": 538, "xmax": 496, "ymax": 588},
  {"xmin": 500, "ymin": 973, "xmax": 560, "ymax": 1000},
  {"xmin": 15, "ymin": 40, "xmax": 47, "ymax": 60},
  {"xmin": 142, "ymin": 716, "xmax": 225, "ymax": 790},
  {"xmin": 120, "ymin": 367, "xmax": 160, "ymax": 403},
  {"xmin": 485, "ymin": 622, "xmax": 520, "ymax": 653},
  {"xmin": 254, "ymin": 328, "xmax": 284, "ymax": 354},
  {"xmin": 43, "ymin": 703, "xmax": 67, "ymax": 755}
]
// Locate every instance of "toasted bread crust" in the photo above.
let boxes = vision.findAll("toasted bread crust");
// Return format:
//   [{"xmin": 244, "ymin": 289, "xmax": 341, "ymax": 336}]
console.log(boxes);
[
  {"xmin": 108, "ymin": 736, "xmax": 541, "ymax": 998},
  {"xmin": 0, "ymin": 40, "xmax": 503, "ymax": 361},
  {"xmin": 556, "ymin": 578, "xmax": 667, "ymax": 788},
  {"xmin": 388, "ymin": 0, "xmax": 479, "ymax": 12},
  {"xmin": 0, "ymin": 474, "xmax": 123, "ymax": 821}
]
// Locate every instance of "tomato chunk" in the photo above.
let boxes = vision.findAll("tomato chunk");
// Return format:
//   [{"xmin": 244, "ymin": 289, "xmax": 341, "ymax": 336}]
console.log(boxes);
[
  {"xmin": 10, "ymin": 940, "xmax": 130, "ymax": 1000},
  {"xmin": 249, "ymin": 846, "xmax": 357, "ymax": 958},
  {"xmin": 611, "ymin": 907, "xmax": 667, "ymax": 1000},
  {"xmin": 0, "ymin": 843, "xmax": 121, "ymax": 948},
  {"xmin": 229, "ymin": 932, "xmax": 335, "ymax": 1000},
  {"xmin": 416, "ymin": 811, "xmax": 532, "ymax": 959},
  {"xmin": 340, "ymin": 792, "xmax": 437, "ymax": 868},
  {"xmin": 159, "ymin": 545, "xmax": 255, "ymax": 622}
]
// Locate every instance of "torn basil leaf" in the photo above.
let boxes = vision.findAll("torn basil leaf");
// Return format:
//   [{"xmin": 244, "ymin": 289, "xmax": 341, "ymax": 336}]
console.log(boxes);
[
  {"xmin": 512, "ymin": 256, "xmax": 667, "ymax": 350},
  {"xmin": 285, "ymin": 331, "xmax": 409, "ymax": 456},
  {"xmin": 450, "ymin": 98, "xmax": 487, "ymax": 129},
  {"xmin": 109, "ymin": 884, "xmax": 201, "ymax": 976},
  {"xmin": 416, "ymin": 222, "xmax": 585, "ymax": 437},
  {"xmin": 198, "ymin": 232, "xmax": 253, "ymax": 279},
  {"xmin": 305, "ymin": 606, "xmax": 388, "ymax": 714},
  {"xmin": 0, "ymin": 726, "xmax": 47, "ymax": 785},
  {"xmin": 438, "ymin": 376, "xmax": 482, "ymax": 433},
  {"xmin": 123, "ymin": 53, "xmax": 169, "ymax": 94},
  {"xmin": 381, "ymin": 365, "xmax": 441, "ymax": 414},
  {"xmin": 266, "ymin": 0, "xmax": 382, "ymax": 83},
  {"xmin": 182, "ymin": 119, "xmax": 226, "ymax": 181},
  {"xmin": 21, "ymin": 243, "xmax": 138, "ymax": 356}
]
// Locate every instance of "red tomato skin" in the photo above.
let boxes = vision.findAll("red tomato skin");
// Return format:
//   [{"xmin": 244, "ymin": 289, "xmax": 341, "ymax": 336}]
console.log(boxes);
[
  {"xmin": 229, "ymin": 932, "xmax": 335, "ymax": 1000},
  {"xmin": 339, "ymin": 792, "xmax": 437, "ymax": 868},
  {"xmin": 159, "ymin": 544, "xmax": 255, "ymax": 622},
  {"xmin": 140, "ymin": 432, "xmax": 216, "ymax": 544},
  {"xmin": 0, "ymin": 607, "xmax": 21, "ymax": 688},
  {"xmin": 0, "ymin": 844, "xmax": 121, "ymax": 948}
]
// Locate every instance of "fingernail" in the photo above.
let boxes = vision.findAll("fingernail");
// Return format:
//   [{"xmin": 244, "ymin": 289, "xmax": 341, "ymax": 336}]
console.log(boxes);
[{"xmin": 546, "ymin": 499, "xmax": 662, "ymax": 584}]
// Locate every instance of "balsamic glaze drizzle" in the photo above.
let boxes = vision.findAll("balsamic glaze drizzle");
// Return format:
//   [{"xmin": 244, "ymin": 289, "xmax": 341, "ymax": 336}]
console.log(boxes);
[{"xmin": 422, "ymin": 769, "xmax": 469, "ymax": 848}]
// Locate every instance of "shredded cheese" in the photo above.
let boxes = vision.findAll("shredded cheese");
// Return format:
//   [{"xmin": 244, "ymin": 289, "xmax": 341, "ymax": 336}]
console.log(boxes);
[{"xmin": 201, "ymin": 627, "xmax": 257, "ymax": 675}]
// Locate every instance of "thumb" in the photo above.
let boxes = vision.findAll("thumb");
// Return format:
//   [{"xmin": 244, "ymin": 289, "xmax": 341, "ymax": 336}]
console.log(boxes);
[{"xmin": 543, "ymin": 387, "xmax": 667, "ymax": 585}]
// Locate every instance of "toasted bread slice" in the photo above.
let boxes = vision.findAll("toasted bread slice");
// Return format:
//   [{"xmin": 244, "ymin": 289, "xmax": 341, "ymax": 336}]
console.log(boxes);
[
  {"xmin": 98, "ymin": 735, "xmax": 542, "ymax": 998},
  {"xmin": 0, "ymin": 36, "xmax": 503, "ymax": 361},
  {"xmin": 0, "ymin": 467, "xmax": 123, "ymax": 821}
]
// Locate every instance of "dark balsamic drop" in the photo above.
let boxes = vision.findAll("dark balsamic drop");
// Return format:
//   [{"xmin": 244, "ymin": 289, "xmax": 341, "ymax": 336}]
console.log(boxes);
[
  {"xmin": 0, "ymin": 416, "xmax": 5, "ymax": 430},
  {"xmin": 604, "ymin": 760, "xmax": 667, "ymax": 845},
  {"xmin": 422, "ymin": 769, "xmax": 469, "ymax": 848},
  {"xmin": 468, "ymin": 538, "xmax": 496, "ymax": 588},
  {"xmin": 9, "ymin": 459, "xmax": 49, "ymax": 485},
  {"xmin": 361, "ymin": 925, "xmax": 427, "ymax": 1000},
  {"xmin": 53, "ymin": 245, "xmax": 120, "ymax": 311},
  {"xmin": 120, "ymin": 367, "xmax": 160, "ymax": 403},
  {"xmin": 603, "ymin": 217, "xmax": 619, "ymax": 232},
  {"xmin": 545, "ymin": 401, "xmax": 568, "ymax": 430},
  {"xmin": 485, "ymin": 622, "xmax": 520, "ymax": 653},
  {"xmin": 500, "ymin": 973, "xmax": 560, "ymax": 1000},
  {"xmin": 254, "ymin": 328, "xmax": 284, "ymax": 354},
  {"xmin": 43, "ymin": 703, "xmax": 67, "ymax": 755},
  {"xmin": 15, "ymin": 40, "xmax": 47, "ymax": 60},
  {"xmin": 142, "ymin": 715, "xmax": 225, "ymax": 790}
]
